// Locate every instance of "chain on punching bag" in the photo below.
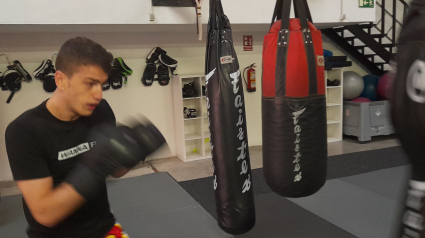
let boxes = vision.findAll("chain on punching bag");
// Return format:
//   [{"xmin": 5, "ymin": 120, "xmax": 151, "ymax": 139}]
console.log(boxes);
[
  {"xmin": 205, "ymin": 0, "xmax": 256, "ymax": 235},
  {"xmin": 391, "ymin": 1, "xmax": 425, "ymax": 237}
]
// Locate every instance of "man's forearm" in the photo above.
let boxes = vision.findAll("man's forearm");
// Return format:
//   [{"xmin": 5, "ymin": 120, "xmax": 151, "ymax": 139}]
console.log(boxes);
[{"xmin": 25, "ymin": 182, "xmax": 85, "ymax": 228}]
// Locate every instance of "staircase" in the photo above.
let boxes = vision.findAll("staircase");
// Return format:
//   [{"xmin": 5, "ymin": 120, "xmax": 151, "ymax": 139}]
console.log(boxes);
[{"xmin": 322, "ymin": 0, "xmax": 410, "ymax": 76}]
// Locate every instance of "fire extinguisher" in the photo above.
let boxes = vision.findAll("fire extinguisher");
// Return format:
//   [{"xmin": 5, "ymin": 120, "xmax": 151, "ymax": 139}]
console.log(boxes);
[{"xmin": 243, "ymin": 63, "xmax": 256, "ymax": 92}]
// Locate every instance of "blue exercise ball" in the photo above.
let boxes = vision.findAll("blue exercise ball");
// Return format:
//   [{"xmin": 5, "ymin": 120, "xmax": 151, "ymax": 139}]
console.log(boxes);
[
  {"xmin": 360, "ymin": 75, "xmax": 380, "ymax": 101},
  {"xmin": 323, "ymin": 49, "xmax": 333, "ymax": 57}
]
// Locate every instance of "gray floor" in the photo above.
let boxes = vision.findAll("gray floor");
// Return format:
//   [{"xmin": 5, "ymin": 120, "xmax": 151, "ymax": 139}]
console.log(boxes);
[
  {"xmin": 0, "ymin": 172, "xmax": 233, "ymax": 238},
  {"xmin": 288, "ymin": 165, "xmax": 410, "ymax": 238}
]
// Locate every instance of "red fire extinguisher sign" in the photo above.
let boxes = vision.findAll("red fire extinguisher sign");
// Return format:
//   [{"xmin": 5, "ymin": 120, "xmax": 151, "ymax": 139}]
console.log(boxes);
[{"xmin": 243, "ymin": 35, "xmax": 253, "ymax": 51}]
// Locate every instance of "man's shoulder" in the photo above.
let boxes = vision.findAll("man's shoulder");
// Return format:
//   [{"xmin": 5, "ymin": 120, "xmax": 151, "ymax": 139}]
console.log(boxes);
[{"xmin": 8, "ymin": 104, "xmax": 44, "ymax": 131}]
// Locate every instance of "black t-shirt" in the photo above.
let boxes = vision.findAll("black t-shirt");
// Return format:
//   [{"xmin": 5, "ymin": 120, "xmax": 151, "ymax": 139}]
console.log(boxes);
[{"xmin": 5, "ymin": 99, "xmax": 116, "ymax": 238}]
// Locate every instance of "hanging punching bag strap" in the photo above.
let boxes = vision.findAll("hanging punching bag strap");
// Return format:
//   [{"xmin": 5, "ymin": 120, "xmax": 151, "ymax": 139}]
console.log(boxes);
[
  {"xmin": 296, "ymin": 0, "xmax": 318, "ymax": 95},
  {"xmin": 294, "ymin": 0, "xmax": 313, "ymax": 23},
  {"xmin": 270, "ymin": 0, "xmax": 283, "ymax": 28},
  {"xmin": 275, "ymin": 0, "xmax": 292, "ymax": 96}
]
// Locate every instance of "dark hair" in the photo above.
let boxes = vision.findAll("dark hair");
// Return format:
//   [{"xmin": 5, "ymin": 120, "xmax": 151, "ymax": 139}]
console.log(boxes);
[{"xmin": 56, "ymin": 37, "xmax": 113, "ymax": 77}]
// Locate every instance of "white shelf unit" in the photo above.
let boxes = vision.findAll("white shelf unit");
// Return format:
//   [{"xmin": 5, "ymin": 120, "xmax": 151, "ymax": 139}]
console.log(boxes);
[
  {"xmin": 325, "ymin": 68, "xmax": 344, "ymax": 143},
  {"xmin": 173, "ymin": 74, "xmax": 211, "ymax": 162}
]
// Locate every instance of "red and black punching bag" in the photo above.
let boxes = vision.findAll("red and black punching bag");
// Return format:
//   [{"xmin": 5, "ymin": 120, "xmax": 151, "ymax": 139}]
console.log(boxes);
[
  {"xmin": 205, "ymin": 0, "xmax": 256, "ymax": 235},
  {"xmin": 262, "ymin": 0, "xmax": 327, "ymax": 198},
  {"xmin": 391, "ymin": 1, "xmax": 425, "ymax": 237}
]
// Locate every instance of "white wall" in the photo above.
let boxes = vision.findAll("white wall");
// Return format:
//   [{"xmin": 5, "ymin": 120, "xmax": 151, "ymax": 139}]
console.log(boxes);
[
  {"xmin": 0, "ymin": 31, "xmax": 265, "ymax": 181},
  {"xmin": 0, "ymin": 0, "xmax": 375, "ymax": 25}
]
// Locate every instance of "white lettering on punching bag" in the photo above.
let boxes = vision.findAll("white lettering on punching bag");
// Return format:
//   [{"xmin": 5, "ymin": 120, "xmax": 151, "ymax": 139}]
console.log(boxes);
[
  {"xmin": 231, "ymin": 69, "xmax": 252, "ymax": 194},
  {"xmin": 293, "ymin": 107, "xmax": 306, "ymax": 182},
  {"xmin": 230, "ymin": 70, "xmax": 241, "ymax": 94},
  {"xmin": 205, "ymin": 69, "xmax": 217, "ymax": 190}
]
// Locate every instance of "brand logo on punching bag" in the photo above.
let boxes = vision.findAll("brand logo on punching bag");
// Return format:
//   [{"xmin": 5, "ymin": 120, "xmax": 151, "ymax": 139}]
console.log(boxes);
[
  {"xmin": 407, "ymin": 60, "xmax": 425, "ymax": 103},
  {"xmin": 293, "ymin": 107, "xmax": 306, "ymax": 182},
  {"xmin": 230, "ymin": 70, "xmax": 252, "ymax": 193},
  {"xmin": 220, "ymin": 56, "xmax": 234, "ymax": 64},
  {"xmin": 317, "ymin": 56, "xmax": 325, "ymax": 67}
]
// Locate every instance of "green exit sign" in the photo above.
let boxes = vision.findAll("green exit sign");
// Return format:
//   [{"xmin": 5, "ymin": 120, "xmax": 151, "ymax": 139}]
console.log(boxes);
[{"xmin": 359, "ymin": 0, "xmax": 374, "ymax": 8}]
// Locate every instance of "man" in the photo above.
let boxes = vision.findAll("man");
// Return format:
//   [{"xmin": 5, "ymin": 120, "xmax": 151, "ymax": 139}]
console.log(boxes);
[{"xmin": 5, "ymin": 37, "xmax": 164, "ymax": 237}]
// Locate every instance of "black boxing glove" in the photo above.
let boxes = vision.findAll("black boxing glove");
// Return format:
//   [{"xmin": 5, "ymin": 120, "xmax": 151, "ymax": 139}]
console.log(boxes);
[{"xmin": 65, "ymin": 122, "xmax": 166, "ymax": 200}]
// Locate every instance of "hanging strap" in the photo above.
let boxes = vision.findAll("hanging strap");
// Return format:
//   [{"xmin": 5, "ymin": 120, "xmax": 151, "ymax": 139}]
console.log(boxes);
[
  {"xmin": 194, "ymin": 0, "xmax": 203, "ymax": 41},
  {"xmin": 0, "ymin": 54, "xmax": 12, "ymax": 65},
  {"xmin": 273, "ymin": 0, "xmax": 318, "ymax": 96},
  {"xmin": 294, "ymin": 0, "xmax": 313, "ymax": 23}
]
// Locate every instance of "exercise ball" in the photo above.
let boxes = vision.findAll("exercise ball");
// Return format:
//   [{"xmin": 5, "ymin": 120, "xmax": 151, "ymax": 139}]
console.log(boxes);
[
  {"xmin": 377, "ymin": 73, "xmax": 394, "ymax": 100},
  {"xmin": 360, "ymin": 75, "xmax": 379, "ymax": 101},
  {"xmin": 352, "ymin": 97, "xmax": 372, "ymax": 103},
  {"xmin": 343, "ymin": 71, "xmax": 364, "ymax": 100},
  {"xmin": 324, "ymin": 49, "xmax": 333, "ymax": 57}
]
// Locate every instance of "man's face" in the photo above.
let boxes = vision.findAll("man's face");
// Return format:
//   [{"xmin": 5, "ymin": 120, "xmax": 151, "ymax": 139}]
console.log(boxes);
[{"xmin": 60, "ymin": 65, "xmax": 108, "ymax": 117}]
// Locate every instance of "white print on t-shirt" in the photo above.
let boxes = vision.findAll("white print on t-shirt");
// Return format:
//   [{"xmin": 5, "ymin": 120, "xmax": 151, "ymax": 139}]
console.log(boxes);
[{"xmin": 57, "ymin": 142, "xmax": 94, "ymax": 161}]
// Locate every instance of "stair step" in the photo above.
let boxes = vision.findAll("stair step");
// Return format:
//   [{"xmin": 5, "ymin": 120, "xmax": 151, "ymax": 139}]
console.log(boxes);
[
  {"xmin": 354, "ymin": 44, "xmax": 394, "ymax": 51},
  {"xmin": 370, "ymin": 33, "xmax": 388, "ymax": 38},
  {"xmin": 375, "ymin": 62, "xmax": 388, "ymax": 66},
  {"xmin": 344, "ymin": 34, "xmax": 387, "ymax": 42},
  {"xmin": 364, "ymin": 54, "xmax": 376, "ymax": 58},
  {"xmin": 382, "ymin": 43, "xmax": 395, "ymax": 48},
  {"xmin": 353, "ymin": 45, "xmax": 367, "ymax": 49},
  {"xmin": 333, "ymin": 23, "xmax": 373, "ymax": 33},
  {"xmin": 359, "ymin": 23, "xmax": 375, "ymax": 29},
  {"xmin": 333, "ymin": 27, "xmax": 345, "ymax": 33}
]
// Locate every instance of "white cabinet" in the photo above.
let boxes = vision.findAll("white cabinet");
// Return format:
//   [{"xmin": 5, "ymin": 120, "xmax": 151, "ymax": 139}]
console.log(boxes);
[
  {"xmin": 172, "ymin": 74, "xmax": 211, "ymax": 162},
  {"xmin": 325, "ymin": 68, "xmax": 344, "ymax": 142}
]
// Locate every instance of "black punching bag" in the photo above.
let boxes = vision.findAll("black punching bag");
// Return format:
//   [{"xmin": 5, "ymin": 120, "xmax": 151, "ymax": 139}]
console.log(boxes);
[
  {"xmin": 262, "ymin": 0, "xmax": 327, "ymax": 198},
  {"xmin": 205, "ymin": 0, "xmax": 256, "ymax": 235},
  {"xmin": 391, "ymin": 1, "xmax": 425, "ymax": 237}
]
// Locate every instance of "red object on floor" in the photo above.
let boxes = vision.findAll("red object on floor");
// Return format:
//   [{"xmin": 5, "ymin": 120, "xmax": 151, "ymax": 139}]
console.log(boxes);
[{"xmin": 104, "ymin": 223, "xmax": 130, "ymax": 238}]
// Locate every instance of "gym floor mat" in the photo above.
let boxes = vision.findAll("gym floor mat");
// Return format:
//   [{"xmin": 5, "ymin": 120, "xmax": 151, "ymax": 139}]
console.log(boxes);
[
  {"xmin": 235, "ymin": 193, "xmax": 357, "ymax": 238},
  {"xmin": 340, "ymin": 165, "xmax": 410, "ymax": 202},
  {"xmin": 180, "ymin": 146, "xmax": 410, "ymax": 238},
  {"xmin": 288, "ymin": 179, "xmax": 402, "ymax": 238},
  {"xmin": 0, "ymin": 172, "xmax": 233, "ymax": 238}
]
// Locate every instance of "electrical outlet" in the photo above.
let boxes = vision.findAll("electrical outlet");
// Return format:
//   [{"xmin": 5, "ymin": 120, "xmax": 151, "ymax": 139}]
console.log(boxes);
[{"xmin": 150, "ymin": 14, "xmax": 155, "ymax": 21}]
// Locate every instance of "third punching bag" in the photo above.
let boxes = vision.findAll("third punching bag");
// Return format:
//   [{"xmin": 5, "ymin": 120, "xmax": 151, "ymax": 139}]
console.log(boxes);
[
  {"xmin": 262, "ymin": 0, "xmax": 327, "ymax": 198},
  {"xmin": 391, "ymin": 1, "xmax": 425, "ymax": 237},
  {"xmin": 205, "ymin": 0, "xmax": 255, "ymax": 235}
]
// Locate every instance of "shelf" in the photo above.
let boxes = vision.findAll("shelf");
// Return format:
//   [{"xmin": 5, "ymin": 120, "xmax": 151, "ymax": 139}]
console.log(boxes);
[
  {"xmin": 327, "ymin": 137, "xmax": 341, "ymax": 143},
  {"xmin": 327, "ymin": 86, "xmax": 342, "ymax": 89},
  {"xmin": 183, "ymin": 96, "xmax": 203, "ymax": 100},
  {"xmin": 184, "ymin": 117, "xmax": 203, "ymax": 121},
  {"xmin": 180, "ymin": 74, "xmax": 205, "ymax": 79},
  {"xmin": 185, "ymin": 133, "xmax": 204, "ymax": 141},
  {"xmin": 327, "ymin": 120, "xmax": 341, "ymax": 125},
  {"xmin": 185, "ymin": 152, "xmax": 204, "ymax": 161},
  {"xmin": 327, "ymin": 103, "xmax": 341, "ymax": 107}
]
